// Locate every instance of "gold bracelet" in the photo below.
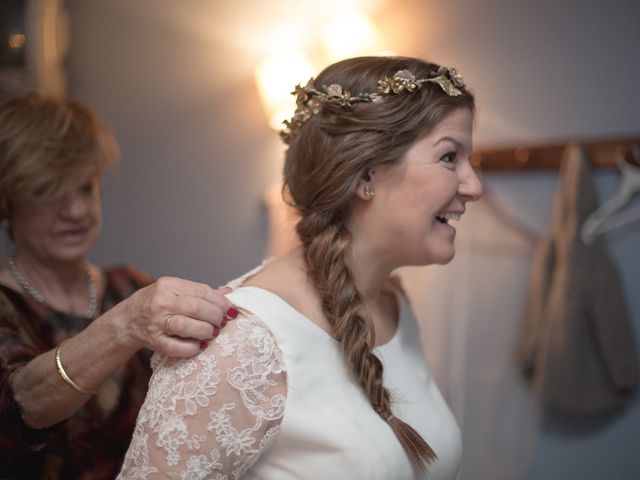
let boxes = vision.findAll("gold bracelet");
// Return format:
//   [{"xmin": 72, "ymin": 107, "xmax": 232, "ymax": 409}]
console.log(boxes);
[{"xmin": 55, "ymin": 341, "xmax": 96, "ymax": 395}]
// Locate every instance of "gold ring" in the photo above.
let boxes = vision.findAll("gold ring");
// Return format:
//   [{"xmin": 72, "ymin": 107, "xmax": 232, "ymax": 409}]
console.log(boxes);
[{"xmin": 165, "ymin": 313, "xmax": 176, "ymax": 337}]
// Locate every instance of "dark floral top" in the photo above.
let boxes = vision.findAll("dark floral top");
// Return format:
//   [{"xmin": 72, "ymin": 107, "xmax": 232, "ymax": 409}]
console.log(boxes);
[{"xmin": 0, "ymin": 266, "xmax": 153, "ymax": 480}]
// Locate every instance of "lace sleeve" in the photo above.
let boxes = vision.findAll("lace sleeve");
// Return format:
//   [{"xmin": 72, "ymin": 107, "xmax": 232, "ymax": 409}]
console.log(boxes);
[{"xmin": 118, "ymin": 312, "xmax": 287, "ymax": 480}]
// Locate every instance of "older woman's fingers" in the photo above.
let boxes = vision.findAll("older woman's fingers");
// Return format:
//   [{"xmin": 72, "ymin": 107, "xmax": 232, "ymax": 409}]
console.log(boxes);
[
  {"xmin": 123, "ymin": 277, "xmax": 237, "ymax": 354},
  {"xmin": 161, "ymin": 313, "xmax": 222, "ymax": 341},
  {"xmin": 158, "ymin": 277, "xmax": 235, "ymax": 319},
  {"xmin": 154, "ymin": 335, "xmax": 207, "ymax": 358},
  {"xmin": 169, "ymin": 294, "xmax": 229, "ymax": 330}
]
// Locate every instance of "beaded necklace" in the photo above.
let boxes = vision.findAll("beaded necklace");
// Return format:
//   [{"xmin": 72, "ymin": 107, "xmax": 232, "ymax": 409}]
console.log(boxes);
[{"xmin": 7, "ymin": 256, "xmax": 97, "ymax": 318}]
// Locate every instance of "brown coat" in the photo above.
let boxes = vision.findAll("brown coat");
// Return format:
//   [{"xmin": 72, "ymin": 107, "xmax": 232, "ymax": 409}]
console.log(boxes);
[{"xmin": 517, "ymin": 145, "xmax": 639, "ymax": 413}]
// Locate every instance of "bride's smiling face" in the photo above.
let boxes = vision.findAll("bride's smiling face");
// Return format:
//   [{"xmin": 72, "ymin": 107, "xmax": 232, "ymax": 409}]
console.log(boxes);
[{"xmin": 356, "ymin": 107, "xmax": 482, "ymax": 267}]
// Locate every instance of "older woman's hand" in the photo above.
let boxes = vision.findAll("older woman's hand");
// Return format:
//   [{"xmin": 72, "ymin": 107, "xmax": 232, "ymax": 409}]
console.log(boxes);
[{"xmin": 112, "ymin": 276, "xmax": 237, "ymax": 357}]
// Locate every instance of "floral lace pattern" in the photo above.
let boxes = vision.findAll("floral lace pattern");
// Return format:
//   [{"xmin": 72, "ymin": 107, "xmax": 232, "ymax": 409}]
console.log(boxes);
[{"xmin": 118, "ymin": 314, "xmax": 287, "ymax": 479}]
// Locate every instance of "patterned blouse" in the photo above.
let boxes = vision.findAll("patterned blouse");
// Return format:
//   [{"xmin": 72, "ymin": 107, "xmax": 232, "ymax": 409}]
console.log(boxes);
[{"xmin": 0, "ymin": 266, "xmax": 153, "ymax": 480}]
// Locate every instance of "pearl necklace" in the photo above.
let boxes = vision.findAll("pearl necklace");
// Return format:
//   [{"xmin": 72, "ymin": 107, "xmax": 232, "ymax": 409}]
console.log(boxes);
[{"xmin": 7, "ymin": 256, "xmax": 98, "ymax": 318}]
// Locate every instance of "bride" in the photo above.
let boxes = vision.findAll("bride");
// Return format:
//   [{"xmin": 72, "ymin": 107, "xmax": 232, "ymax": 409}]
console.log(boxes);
[{"xmin": 118, "ymin": 55, "xmax": 482, "ymax": 480}]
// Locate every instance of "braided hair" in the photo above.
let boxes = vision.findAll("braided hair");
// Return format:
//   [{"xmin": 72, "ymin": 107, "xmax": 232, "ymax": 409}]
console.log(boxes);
[{"xmin": 283, "ymin": 56, "xmax": 474, "ymax": 471}]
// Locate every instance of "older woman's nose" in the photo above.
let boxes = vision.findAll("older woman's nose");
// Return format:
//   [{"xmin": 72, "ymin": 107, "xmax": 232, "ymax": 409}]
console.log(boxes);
[{"xmin": 59, "ymin": 192, "xmax": 90, "ymax": 218}]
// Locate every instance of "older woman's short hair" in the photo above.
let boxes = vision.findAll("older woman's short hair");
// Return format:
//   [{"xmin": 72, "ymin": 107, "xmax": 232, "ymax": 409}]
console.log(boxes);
[{"xmin": 0, "ymin": 92, "xmax": 119, "ymax": 221}]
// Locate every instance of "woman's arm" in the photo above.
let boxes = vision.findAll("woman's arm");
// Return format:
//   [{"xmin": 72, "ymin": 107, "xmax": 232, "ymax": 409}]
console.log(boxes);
[
  {"xmin": 118, "ymin": 309, "xmax": 287, "ymax": 479},
  {"xmin": 7, "ymin": 276, "xmax": 235, "ymax": 429}
]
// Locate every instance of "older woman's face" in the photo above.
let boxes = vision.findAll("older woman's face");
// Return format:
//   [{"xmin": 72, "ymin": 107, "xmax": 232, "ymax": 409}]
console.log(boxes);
[{"xmin": 10, "ymin": 176, "xmax": 102, "ymax": 264}]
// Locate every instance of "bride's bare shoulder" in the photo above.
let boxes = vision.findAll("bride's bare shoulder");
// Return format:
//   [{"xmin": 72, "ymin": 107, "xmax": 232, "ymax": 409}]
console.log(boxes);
[
  {"xmin": 242, "ymin": 252, "xmax": 318, "ymax": 312},
  {"xmin": 244, "ymin": 253, "xmax": 303, "ymax": 289}
]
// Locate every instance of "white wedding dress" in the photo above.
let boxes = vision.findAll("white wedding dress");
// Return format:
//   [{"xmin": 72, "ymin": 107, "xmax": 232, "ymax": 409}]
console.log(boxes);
[{"xmin": 118, "ymin": 265, "xmax": 462, "ymax": 480}]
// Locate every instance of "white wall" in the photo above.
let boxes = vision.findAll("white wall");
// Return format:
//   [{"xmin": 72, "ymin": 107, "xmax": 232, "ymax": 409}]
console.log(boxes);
[
  {"xmin": 51, "ymin": 1, "xmax": 640, "ymax": 478},
  {"xmin": 64, "ymin": 0, "xmax": 282, "ymax": 284},
  {"xmin": 60, "ymin": 0, "xmax": 640, "ymax": 279}
]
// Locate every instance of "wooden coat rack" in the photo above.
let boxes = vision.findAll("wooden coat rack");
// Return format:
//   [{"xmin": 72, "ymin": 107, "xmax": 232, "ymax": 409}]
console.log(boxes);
[{"xmin": 470, "ymin": 136, "xmax": 640, "ymax": 171}]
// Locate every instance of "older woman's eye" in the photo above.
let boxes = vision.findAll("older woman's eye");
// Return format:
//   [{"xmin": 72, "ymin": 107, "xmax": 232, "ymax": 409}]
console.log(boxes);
[{"xmin": 79, "ymin": 181, "xmax": 96, "ymax": 194}]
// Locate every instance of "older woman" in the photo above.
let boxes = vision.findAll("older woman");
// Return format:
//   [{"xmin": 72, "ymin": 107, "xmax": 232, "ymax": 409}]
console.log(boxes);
[
  {"xmin": 119, "ymin": 56, "xmax": 482, "ymax": 479},
  {"xmin": 0, "ymin": 93, "xmax": 237, "ymax": 479}
]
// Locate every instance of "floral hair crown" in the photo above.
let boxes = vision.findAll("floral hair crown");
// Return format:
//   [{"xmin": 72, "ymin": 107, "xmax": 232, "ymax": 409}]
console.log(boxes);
[{"xmin": 280, "ymin": 66, "xmax": 465, "ymax": 144}]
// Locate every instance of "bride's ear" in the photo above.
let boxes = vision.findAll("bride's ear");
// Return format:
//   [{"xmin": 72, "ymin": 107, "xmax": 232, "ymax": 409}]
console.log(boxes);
[{"xmin": 355, "ymin": 168, "xmax": 376, "ymax": 200}]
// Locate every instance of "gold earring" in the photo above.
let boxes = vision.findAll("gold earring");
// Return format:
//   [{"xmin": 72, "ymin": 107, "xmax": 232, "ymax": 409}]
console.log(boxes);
[{"xmin": 363, "ymin": 184, "xmax": 375, "ymax": 199}]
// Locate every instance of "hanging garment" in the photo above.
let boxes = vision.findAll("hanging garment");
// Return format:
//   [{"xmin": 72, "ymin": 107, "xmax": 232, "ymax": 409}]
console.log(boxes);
[{"xmin": 516, "ymin": 144, "xmax": 639, "ymax": 414}]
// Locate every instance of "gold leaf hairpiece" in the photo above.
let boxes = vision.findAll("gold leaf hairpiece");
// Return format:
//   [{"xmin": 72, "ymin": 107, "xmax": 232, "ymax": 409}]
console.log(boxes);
[{"xmin": 280, "ymin": 66, "xmax": 465, "ymax": 144}]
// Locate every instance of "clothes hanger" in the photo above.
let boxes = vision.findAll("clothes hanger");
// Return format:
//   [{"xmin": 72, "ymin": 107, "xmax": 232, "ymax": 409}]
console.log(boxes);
[
  {"xmin": 467, "ymin": 187, "xmax": 541, "ymax": 258},
  {"xmin": 581, "ymin": 146, "xmax": 640, "ymax": 244},
  {"xmin": 478, "ymin": 188, "xmax": 540, "ymax": 246}
]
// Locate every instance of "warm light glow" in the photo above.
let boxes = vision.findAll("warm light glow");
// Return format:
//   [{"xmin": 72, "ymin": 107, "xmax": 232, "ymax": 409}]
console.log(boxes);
[
  {"xmin": 255, "ymin": 52, "xmax": 315, "ymax": 130},
  {"xmin": 8, "ymin": 33, "xmax": 26, "ymax": 49},
  {"xmin": 253, "ymin": 8, "xmax": 391, "ymax": 129},
  {"xmin": 322, "ymin": 11, "xmax": 384, "ymax": 61}
]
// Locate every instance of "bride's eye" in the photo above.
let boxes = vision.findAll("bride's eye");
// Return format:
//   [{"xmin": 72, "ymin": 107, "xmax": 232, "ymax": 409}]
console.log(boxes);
[{"xmin": 440, "ymin": 151, "xmax": 457, "ymax": 165}]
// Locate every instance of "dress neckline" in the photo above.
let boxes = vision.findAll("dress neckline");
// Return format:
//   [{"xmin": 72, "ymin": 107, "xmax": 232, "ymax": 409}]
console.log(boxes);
[{"xmin": 233, "ymin": 284, "xmax": 405, "ymax": 350}]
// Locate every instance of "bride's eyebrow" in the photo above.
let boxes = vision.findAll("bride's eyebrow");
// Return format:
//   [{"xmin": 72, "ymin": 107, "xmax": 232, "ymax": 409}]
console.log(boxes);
[{"xmin": 433, "ymin": 136, "xmax": 461, "ymax": 148}]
